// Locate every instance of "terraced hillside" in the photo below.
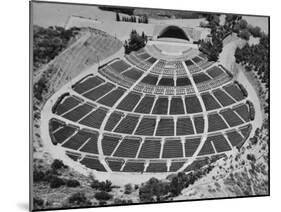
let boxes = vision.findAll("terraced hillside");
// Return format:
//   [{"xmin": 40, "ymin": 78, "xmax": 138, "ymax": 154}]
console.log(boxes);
[{"xmin": 34, "ymin": 28, "xmax": 123, "ymax": 96}]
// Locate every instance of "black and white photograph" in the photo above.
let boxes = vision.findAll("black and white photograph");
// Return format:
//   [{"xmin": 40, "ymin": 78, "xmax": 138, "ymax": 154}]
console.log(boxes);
[{"xmin": 29, "ymin": 1, "xmax": 269, "ymax": 211}]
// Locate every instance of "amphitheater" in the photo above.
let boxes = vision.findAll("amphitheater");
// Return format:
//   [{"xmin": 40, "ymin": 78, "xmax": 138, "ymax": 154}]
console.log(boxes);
[{"xmin": 41, "ymin": 20, "xmax": 261, "ymax": 184}]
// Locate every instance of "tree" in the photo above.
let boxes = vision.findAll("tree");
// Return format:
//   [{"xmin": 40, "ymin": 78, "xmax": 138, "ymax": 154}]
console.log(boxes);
[
  {"xmin": 139, "ymin": 178, "xmax": 169, "ymax": 202},
  {"xmin": 239, "ymin": 19, "xmax": 248, "ymax": 29},
  {"xmin": 66, "ymin": 179, "xmax": 80, "ymax": 187},
  {"xmin": 234, "ymin": 34, "xmax": 269, "ymax": 88},
  {"xmin": 116, "ymin": 12, "xmax": 120, "ymax": 21},
  {"xmin": 124, "ymin": 184, "xmax": 133, "ymax": 194},
  {"xmin": 224, "ymin": 14, "xmax": 242, "ymax": 32},
  {"xmin": 233, "ymin": 23, "xmax": 241, "ymax": 33},
  {"xmin": 49, "ymin": 176, "xmax": 65, "ymax": 188},
  {"xmin": 51, "ymin": 159, "xmax": 68, "ymax": 171},
  {"xmin": 94, "ymin": 191, "xmax": 112, "ymax": 201},
  {"xmin": 239, "ymin": 29, "xmax": 251, "ymax": 41},
  {"xmin": 68, "ymin": 192, "xmax": 91, "ymax": 207},
  {"xmin": 124, "ymin": 30, "xmax": 147, "ymax": 54},
  {"xmin": 248, "ymin": 25, "xmax": 262, "ymax": 37}
]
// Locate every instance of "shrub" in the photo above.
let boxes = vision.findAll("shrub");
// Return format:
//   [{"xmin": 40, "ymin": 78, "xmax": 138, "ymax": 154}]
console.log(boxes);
[
  {"xmin": 247, "ymin": 154, "xmax": 256, "ymax": 162},
  {"xmin": 49, "ymin": 176, "xmax": 65, "ymax": 188},
  {"xmin": 51, "ymin": 159, "xmax": 68, "ymax": 171},
  {"xmin": 114, "ymin": 198, "xmax": 127, "ymax": 205},
  {"xmin": 124, "ymin": 30, "xmax": 147, "ymax": 54},
  {"xmin": 248, "ymin": 25, "xmax": 261, "ymax": 37},
  {"xmin": 169, "ymin": 172, "xmax": 189, "ymax": 196},
  {"xmin": 68, "ymin": 192, "xmax": 91, "ymax": 206},
  {"xmin": 33, "ymin": 197, "xmax": 44, "ymax": 210},
  {"xmin": 239, "ymin": 19, "xmax": 248, "ymax": 29},
  {"xmin": 94, "ymin": 191, "xmax": 112, "ymax": 201},
  {"xmin": 91, "ymin": 179, "xmax": 112, "ymax": 192},
  {"xmin": 124, "ymin": 184, "xmax": 133, "ymax": 194},
  {"xmin": 99, "ymin": 201, "xmax": 107, "ymax": 206},
  {"xmin": 134, "ymin": 184, "xmax": 139, "ymax": 190},
  {"xmin": 139, "ymin": 178, "xmax": 169, "ymax": 202},
  {"xmin": 33, "ymin": 168, "xmax": 45, "ymax": 182},
  {"xmin": 66, "ymin": 179, "xmax": 80, "ymax": 187},
  {"xmin": 239, "ymin": 29, "xmax": 251, "ymax": 41}
]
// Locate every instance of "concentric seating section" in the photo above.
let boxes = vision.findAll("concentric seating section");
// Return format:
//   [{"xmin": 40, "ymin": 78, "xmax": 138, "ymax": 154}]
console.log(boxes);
[
  {"xmin": 219, "ymin": 108, "xmax": 244, "ymax": 127},
  {"xmin": 176, "ymin": 117, "xmax": 194, "ymax": 135},
  {"xmin": 233, "ymin": 103, "xmax": 250, "ymax": 122},
  {"xmin": 106, "ymin": 158, "xmax": 124, "ymax": 171},
  {"xmin": 184, "ymin": 137, "xmax": 201, "ymax": 157},
  {"xmin": 117, "ymin": 91, "xmax": 142, "ymax": 112},
  {"xmin": 49, "ymin": 118, "xmax": 65, "ymax": 132},
  {"xmin": 185, "ymin": 59, "xmax": 200, "ymax": 74},
  {"xmin": 198, "ymin": 139, "xmax": 215, "ymax": 156},
  {"xmin": 198, "ymin": 60, "xmax": 215, "ymax": 70},
  {"xmin": 152, "ymin": 96, "xmax": 169, "ymax": 114},
  {"xmin": 239, "ymin": 124, "xmax": 253, "ymax": 146},
  {"xmin": 83, "ymin": 82, "xmax": 115, "ymax": 101},
  {"xmin": 72, "ymin": 75, "xmax": 105, "ymax": 94},
  {"xmin": 98, "ymin": 59, "xmax": 146, "ymax": 88},
  {"xmin": 206, "ymin": 66, "xmax": 225, "ymax": 78},
  {"xmin": 146, "ymin": 161, "xmax": 167, "ymax": 172},
  {"xmin": 170, "ymin": 97, "xmax": 185, "ymax": 115},
  {"xmin": 135, "ymin": 117, "xmax": 156, "ymax": 136},
  {"xmin": 114, "ymin": 114, "xmax": 140, "ymax": 134},
  {"xmin": 101, "ymin": 134, "xmax": 121, "ymax": 156},
  {"xmin": 141, "ymin": 74, "xmax": 158, "ymax": 85},
  {"xmin": 158, "ymin": 77, "xmax": 175, "ymax": 86},
  {"xmin": 98, "ymin": 65, "xmax": 133, "ymax": 88},
  {"xmin": 152, "ymin": 60, "xmax": 186, "ymax": 75},
  {"xmin": 208, "ymin": 112, "xmax": 228, "ymax": 132},
  {"xmin": 122, "ymin": 67, "xmax": 143, "ymax": 81},
  {"xmin": 97, "ymin": 87, "xmax": 126, "ymax": 107},
  {"xmin": 51, "ymin": 124, "xmax": 78, "ymax": 145},
  {"xmin": 184, "ymin": 157, "xmax": 209, "ymax": 172},
  {"xmin": 147, "ymin": 57, "xmax": 157, "ymax": 64},
  {"xmin": 134, "ymin": 95, "xmax": 155, "ymax": 114},
  {"xmin": 155, "ymin": 118, "xmax": 175, "ymax": 136},
  {"xmin": 225, "ymin": 129, "xmax": 244, "ymax": 147},
  {"xmin": 176, "ymin": 77, "xmax": 191, "ymax": 86},
  {"xmin": 80, "ymin": 155, "xmax": 106, "ymax": 172},
  {"xmin": 169, "ymin": 160, "xmax": 186, "ymax": 172},
  {"xmin": 52, "ymin": 94, "xmax": 82, "ymax": 115},
  {"xmin": 138, "ymin": 52, "xmax": 152, "ymax": 60},
  {"xmin": 193, "ymin": 66, "xmax": 232, "ymax": 92},
  {"xmin": 138, "ymin": 138, "xmax": 161, "ymax": 159},
  {"xmin": 212, "ymin": 88, "xmax": 236, "ymax": 107},
  {"xmin": 113, "ymin": 137, "xmax": 141, "ymax": 158},
  {"xmin": 79, "ymin": 107, "xmax": 108, "ymax": 129},
  {"xmin": 193, "ymin": 116, "xmax": 205, "ymax": 134},
  {"xmin": 223, "ymin": 83, "xmax": 245, "ymax": 101},
  {"xmin": 162, "ymin": 138, "xmax": 183, "ymax": 158},
  {"xmin": 193, "ymin": 72, "xmax": 212, "ymax": 84},
  {"xmin": 63, "ymin": 103, "xmax": 95, "ymax": 122},
  {"xmin": 104, "ymin": 111, "xmax": 124, "ymax": 131},
  {"xmin": 185, "ymin": 95, "xmax": 203, "ymax": 113},
  {"xmin": 125, "ymin": 51, "xmax": 156, "ymax": 71},
  {"xmin": 62, "ymin": 129, "xmax": 97, "ymax": 151},
  {"xmin": 66, "ymin": 151, "xmax": 82, "ymax": 161},
  {"xmin": 79, "ymin": 130, "xmax": 99, "ymax": 154},
  {"xmin": 208, "ymin": 133, "xmax": 232, "ymax": 153},
  {"xmin": 201, "ymin": 92, "xmax": 221, "ymax": 111},
  {"xmin": 123, "ymin": 160, "xmax": 145, "ymax": 172},
  {"xmin": 109, "ymin": 59, "xmax": 131, "ymax": 73}
]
